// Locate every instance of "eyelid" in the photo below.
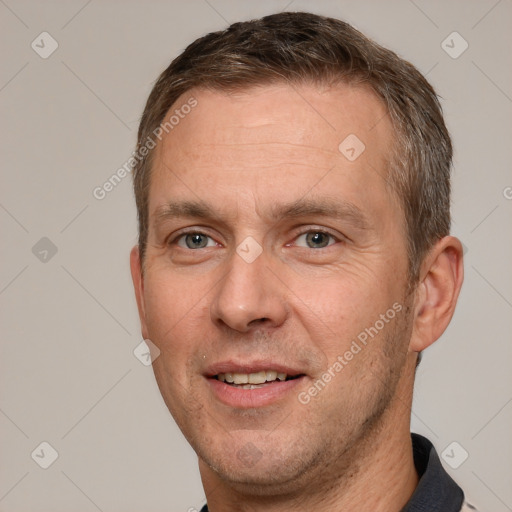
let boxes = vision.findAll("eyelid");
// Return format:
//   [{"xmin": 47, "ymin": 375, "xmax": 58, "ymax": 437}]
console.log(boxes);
[
  {"xmin": 167, "ymin": 227, "xmax": 220, "ymax": 247},
  {"xmin": 288, "ymin": 226, "xmax": 346, "ymax": 246}
]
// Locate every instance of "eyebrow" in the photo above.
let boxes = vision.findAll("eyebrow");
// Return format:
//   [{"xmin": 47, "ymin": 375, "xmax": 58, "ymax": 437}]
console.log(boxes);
[
  {"xmin": 270, "ymin": 197, "xmax": 371, "ymax": 230},
  {"xmin": 153, "ymin": 197, "xmax": 371, "ymax": 231},
  {"xmin": 154, "ymin": 200, "xmax": 224, "ymax": 225}
]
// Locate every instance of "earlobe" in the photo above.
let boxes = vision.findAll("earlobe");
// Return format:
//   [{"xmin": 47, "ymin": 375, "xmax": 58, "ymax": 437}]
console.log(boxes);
[
  {"xmin": 130, "ymin": 246, "xmax": 149, "ymax": 339},
  {"xmin": 410, "ymin": 236, "xmax": 464, "ymax": 353}
]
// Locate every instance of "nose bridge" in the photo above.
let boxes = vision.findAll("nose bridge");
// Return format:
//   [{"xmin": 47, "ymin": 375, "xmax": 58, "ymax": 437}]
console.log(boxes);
[{"xmin": 210, "ymin": 246, "xmax": 287, "ymax": 332}]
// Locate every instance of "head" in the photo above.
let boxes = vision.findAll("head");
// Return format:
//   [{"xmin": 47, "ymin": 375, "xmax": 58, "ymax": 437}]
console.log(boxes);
[{"xmin": 130, "ymin": 11, "xmax": 463, "ymax": 499}]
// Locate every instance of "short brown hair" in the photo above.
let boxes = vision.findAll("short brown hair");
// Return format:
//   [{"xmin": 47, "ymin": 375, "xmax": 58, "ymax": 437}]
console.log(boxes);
[{"xmin": 133, "ymin": 11, "xmax": 452, "ymax": 281}]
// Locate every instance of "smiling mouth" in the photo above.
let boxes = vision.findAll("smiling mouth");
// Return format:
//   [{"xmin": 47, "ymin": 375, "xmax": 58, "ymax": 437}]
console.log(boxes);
[{"xmin": 213, "ymin": 370, "xmax": 304, "ymax": 389}]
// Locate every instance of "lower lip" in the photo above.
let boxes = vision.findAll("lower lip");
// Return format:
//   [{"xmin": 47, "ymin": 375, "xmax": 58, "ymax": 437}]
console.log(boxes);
[{"xmin": 207, "ymin": 377, "xmax": 305, "ymax": 408}]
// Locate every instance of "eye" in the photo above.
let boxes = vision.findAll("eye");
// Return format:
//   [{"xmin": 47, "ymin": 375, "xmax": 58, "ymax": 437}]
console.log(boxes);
[
  {"xmin": 175, "ymin": 232, "xmax": 217, "ymax": 249},
  {"xmin": 295, "ymin": 231, "xmax": 337, "ymax": 249}
]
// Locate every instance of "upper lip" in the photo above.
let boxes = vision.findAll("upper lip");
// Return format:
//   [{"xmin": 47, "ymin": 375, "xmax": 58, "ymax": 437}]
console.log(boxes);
[{"xmin": 204, "ymin": 360, "xmax": 305, "ymax": 377}]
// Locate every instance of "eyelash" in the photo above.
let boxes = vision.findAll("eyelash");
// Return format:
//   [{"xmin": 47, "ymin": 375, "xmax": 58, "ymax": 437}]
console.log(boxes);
[{"xmin": 168, "ymin": 228, "xmax": 342, "ymax": 249}]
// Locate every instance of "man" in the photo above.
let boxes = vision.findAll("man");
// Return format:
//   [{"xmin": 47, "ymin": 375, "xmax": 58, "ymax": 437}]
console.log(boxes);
[{"xmin": 130, "ymin": 11, "xmax": 477, "ymax": 511}]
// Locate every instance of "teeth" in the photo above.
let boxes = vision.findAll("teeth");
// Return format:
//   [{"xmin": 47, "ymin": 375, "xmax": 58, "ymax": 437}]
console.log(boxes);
[
  {"xmin": 266, "ymin": 370, "xmax": 277, "ymax": 381},
  {"xmin": 248, "ymin": 371, "xmax": 267, "ymax": 384},
  {"xmin": 217, "ymin": 370, "xmax": 289, "ymax": 385},
  {"xmin": 233, "ymin": 374, "xmax": 248, "ymax": 384}
]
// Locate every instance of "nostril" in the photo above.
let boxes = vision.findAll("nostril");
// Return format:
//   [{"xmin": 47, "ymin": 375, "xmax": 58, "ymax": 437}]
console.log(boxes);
[{"xmin": 246, "ymin": 317, "xmax": 270, "ymax": 329}]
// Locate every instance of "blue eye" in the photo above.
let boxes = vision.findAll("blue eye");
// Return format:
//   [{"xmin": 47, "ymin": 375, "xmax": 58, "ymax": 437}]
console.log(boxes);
[
  {"xmin": 176, "ymin": 233, "xmax": 216, "ymax": 249},
  {"xmin": 295, "ymin": 231, "xmax": 336, "ymax": 249},
  {"xmin": 172, "ymin": 230, "xmax": 337, "ymax": 250}
]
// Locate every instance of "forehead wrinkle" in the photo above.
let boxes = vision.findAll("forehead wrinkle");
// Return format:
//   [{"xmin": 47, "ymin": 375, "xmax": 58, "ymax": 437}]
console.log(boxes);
[
  {"xmin": 200, "ymin": 141, "xmax": 338, "ymax": 154},
  {"xmin": 194, "ymin": 142, "xmax": 339, "ymax": 161},
  {"xmin": 179, "ymin": 141, "xmax": 340, "ymax": 170}
]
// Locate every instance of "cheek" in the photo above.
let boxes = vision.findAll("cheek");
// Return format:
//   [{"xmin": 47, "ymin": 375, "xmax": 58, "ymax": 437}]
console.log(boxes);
[
  {"xmin": 144, "ymin": 272, "xmax": 198, "ymax": 337},
  {"xmin": 143, "ymin": 272, "xmax": 210, "ymax": 376},
  {"xmin": 142, "ymin": 277, "xmax": 203, "ymax": 395},
  {"xmin": 291, "ymin": 271, "xmax": 395, "ymax": 345},
  {"xmin": 144, "ymin": 276, "xmax": 201, "ymax": 415}
]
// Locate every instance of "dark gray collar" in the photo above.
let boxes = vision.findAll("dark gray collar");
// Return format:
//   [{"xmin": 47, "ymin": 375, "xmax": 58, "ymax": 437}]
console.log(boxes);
[
  {"xmin": 401, "ymin": 433, "xmax": 464, "ymax": 511},
  {"xmin": 200, "ymin": 433, "xmax": 465, "ymax": 511}
]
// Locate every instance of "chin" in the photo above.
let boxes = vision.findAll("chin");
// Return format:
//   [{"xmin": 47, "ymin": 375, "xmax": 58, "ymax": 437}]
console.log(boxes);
[
  {"xmin": 211, "ymin": 463, "xmax": 310, "ymax": 496},
  {"xmin": 198, "ymin": 435, "xmax": 323, "ymax": 495}
]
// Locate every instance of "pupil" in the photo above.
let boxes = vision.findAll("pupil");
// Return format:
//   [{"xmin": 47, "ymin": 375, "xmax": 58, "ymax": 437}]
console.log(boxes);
[
  {"xmin": 307, "ymin": 232, "xmax": 328, "ymax": 248},
  {"xmin": 187, "ymin": 234, "xmax": 207, "ymax": 249}
]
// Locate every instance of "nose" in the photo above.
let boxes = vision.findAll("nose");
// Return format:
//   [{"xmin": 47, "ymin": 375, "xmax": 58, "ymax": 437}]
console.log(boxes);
[{"xmin": 210, "ymin": 248, "xmax": 288, "ymax": 333}]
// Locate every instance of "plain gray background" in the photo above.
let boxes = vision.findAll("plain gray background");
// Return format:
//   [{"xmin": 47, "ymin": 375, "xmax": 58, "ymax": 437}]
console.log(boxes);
[{"xmin": 1, "ymin": 0, "xmax": 511, "ymax": 511}]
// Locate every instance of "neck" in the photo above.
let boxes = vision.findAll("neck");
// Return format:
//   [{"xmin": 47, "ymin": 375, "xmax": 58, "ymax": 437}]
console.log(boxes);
[{"xmin": 200, "ymin": 361, "xmax": 419, "ymax": 512}]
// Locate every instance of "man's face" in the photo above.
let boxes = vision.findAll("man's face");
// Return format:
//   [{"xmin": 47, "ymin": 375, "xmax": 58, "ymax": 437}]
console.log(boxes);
[{"xmin": 132, "ymin": 83, "xmax": 415, "ymax": 490}]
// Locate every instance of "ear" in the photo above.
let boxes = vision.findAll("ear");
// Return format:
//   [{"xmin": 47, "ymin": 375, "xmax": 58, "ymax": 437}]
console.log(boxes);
[
  {"xmin": 409, "ymin": 236, "xmax": 464, "ymax": 353},
  {"xmin": 130, "ymin": 246, "xmax": 149, "ymax": 340}
]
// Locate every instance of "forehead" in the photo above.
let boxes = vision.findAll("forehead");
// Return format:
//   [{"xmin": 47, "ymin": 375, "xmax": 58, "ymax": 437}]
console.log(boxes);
[
  {"xmin": 149, "ymin": 83, "xmax": 398, "ymax": 226},
  {"xmin": 158, "ymin": 82, "xmax": 391, "ymax": 157}
]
